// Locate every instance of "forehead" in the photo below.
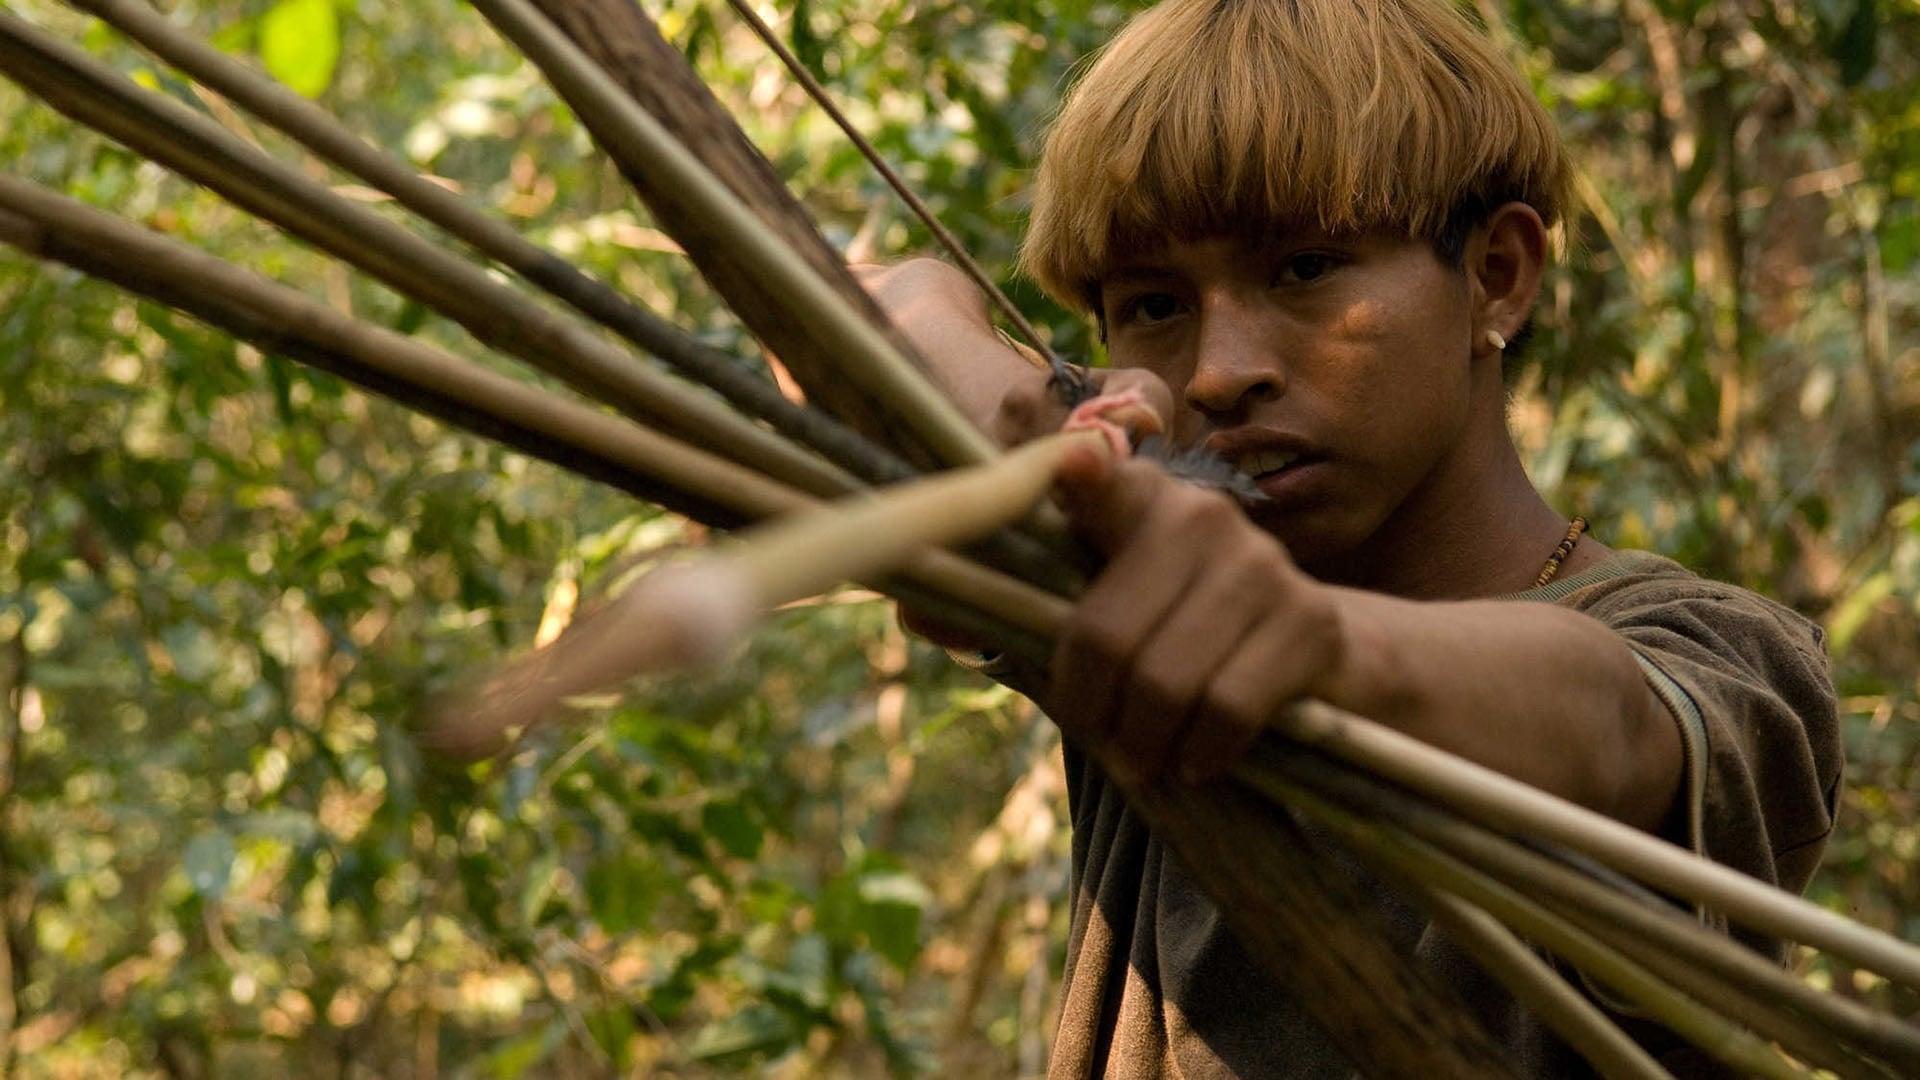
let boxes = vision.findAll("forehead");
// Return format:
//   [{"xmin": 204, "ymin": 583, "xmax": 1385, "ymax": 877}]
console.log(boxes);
[
  {"xmin": 1099, "ymin": 228, "xmax": 1299, "ymax": 280},
  {"xmin": 1093, "ymin": 226, "xmax": 1412, "ymax": 286}
]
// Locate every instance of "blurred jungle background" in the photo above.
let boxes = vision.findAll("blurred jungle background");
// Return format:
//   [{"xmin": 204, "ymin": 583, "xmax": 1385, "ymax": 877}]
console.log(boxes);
[{"xmin": 0, "ymin": 0, "xmax": 1915, "ymax": 1075}]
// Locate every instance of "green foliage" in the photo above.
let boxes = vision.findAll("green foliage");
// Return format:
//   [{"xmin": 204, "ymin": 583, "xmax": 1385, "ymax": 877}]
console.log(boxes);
[
  {"xmin": 0, "ymin": 0, "xmax": 1916, "ymax": 1076},
  {"xmin": 259, "ymin": 0, "xmax": 340, "ymax": 98}
]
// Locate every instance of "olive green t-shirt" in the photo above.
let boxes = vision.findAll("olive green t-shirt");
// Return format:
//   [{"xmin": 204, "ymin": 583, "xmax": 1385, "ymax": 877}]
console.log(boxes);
[{"xmin": 1046, "ymin": 550, "xmax": 1842, "ymax": 1078}]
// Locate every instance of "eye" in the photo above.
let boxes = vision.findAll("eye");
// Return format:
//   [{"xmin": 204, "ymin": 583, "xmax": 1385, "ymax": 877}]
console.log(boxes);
[
  {"xmin": 1115, "ymin": 291, "xmax": 1184, "ymax": 327},
  {"xmin": 1273, "ymin": 252, "xmax": 1339, "ymax": 286}
]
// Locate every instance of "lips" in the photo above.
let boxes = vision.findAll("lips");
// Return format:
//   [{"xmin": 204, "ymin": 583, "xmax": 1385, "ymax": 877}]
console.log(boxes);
[
  {"xmin": 1231, "ymin": 447, "xmax": 1300, "ymax": 477},
  {"xmin": 1204, "ymin": 430, "xmax": 1327, "ymax": 481}
]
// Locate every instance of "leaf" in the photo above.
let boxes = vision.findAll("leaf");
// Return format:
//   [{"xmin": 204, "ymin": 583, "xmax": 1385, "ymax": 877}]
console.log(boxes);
[
  {"xmin": 259, "ymin": 0, "xmax": 340, "ymax": 99},
  {"xmin": 585, "ymin": 1006, "xmax": 636, "ymax": 1069},
  {"xmin": 584, "ymin": 854, "xmax": 658, "ymax": 934},
  {"xmin": 208, "ymin": 19, "xmax": 255, "ymax": 55},
  {"xmin": 1828, "ymin": 570, "xmax": 1893, "ymax": 653},
  {"xmin": 184, "ymin": 827, "xmax": 236, "ymax": 899},
  {"xmin": 485, "ymin": 1020, "xmax": 566, "ymax": 1080},
  {"xmin": 645, "ymin": 936, "xmax": 738, "ymax": 1020},
  {"xmin": 1880, "ymin": 203, "xmax": 1918, "ymax": 273},
  {"xmin": 518, "ymin": 850, "xmax": 561, "ymax": 927},
  {"xmin": 856, "ymin": 871, "xmax": 933, "ymax": 909},
  {"xmin": 686, "ymin": 1003, "xmax": 801, "ymax": 1063},
  {"xmin": 858, "ymin": 894, "xmax": 924, "ymax": 971},
  {"xmin": 701, "ymin": 800, "xmax": 764, "ymax": 860},
  {"xmin": 820, "ymin": 866, "xmax": 931, "ymax": 971},
  {"xmin": 790, "ymin": 0, "xmax": 826, "ymax": 79},
  {"xmin": 1831, "ymin": 0, "xmax": 1880, "ymax": 86}
]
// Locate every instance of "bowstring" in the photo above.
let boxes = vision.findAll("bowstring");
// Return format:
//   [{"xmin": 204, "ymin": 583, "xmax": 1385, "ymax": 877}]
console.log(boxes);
[{"xmin": 721, "ymin": 0, "xmax": 1093, "ymax": 405}]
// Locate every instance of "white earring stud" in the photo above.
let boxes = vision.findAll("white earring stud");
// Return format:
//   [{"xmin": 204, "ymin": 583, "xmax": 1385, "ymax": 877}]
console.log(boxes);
[{"xmin": 1486, "ymin": 329, "xmax": 1507, "ymax": 351}]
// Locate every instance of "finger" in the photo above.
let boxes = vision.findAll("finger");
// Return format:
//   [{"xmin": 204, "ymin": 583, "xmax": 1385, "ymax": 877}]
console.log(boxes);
[
  {"xmin": 896, "ymin": 605, "xmax": 986, "ymax": 654},
  {"xmin": 1108, "ymin": 550, "xmax": 1271, "ymax": 785},
  {"xmin": 1057, "ymin": 456, "xmax": 1221, "ymax": 556},
  {"xmin": 1086, "ymin": 368, "xmax": 1175, "ymax": 439},
  {"xmin": 1047, "ymin": 492, "xmax": 1212, "ymax": 749},
  {"xmin": 1177, "ymin": 598, "xmax": 1341, "ymax": 782}
]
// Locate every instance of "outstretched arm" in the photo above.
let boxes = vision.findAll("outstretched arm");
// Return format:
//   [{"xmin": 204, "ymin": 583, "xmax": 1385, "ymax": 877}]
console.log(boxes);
[{"xmin": 1050, "ymin": 446, "xmax": 1683, "ymax": 834}]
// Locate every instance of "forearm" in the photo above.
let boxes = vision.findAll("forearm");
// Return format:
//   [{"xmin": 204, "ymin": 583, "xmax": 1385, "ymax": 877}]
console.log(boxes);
[
  {"xmin": 855, "ymin": 258, "xmax": 1048, "ymax": 443},
  {"xmin": 1318, "ymin": 590, "xmax": 1683, "ymax": 833}
]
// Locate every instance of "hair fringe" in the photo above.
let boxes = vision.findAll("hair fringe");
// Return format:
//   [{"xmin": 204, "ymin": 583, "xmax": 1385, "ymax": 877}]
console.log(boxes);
[{"xmin": 1019, "ymin": 0, "xmax": 1575, "ymax": 310}]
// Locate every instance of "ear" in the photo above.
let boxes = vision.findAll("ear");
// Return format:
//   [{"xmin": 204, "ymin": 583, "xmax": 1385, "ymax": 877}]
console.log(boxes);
[{"xmin": 1466, "ymin": 202, "xmax": 1549, "ymax": 358}]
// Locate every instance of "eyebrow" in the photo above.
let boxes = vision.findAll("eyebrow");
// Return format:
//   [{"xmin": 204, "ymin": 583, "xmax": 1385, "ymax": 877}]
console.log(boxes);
[{"xmin": 1100, "ymin": 266, "xmax": 1181, "ymax": 289}]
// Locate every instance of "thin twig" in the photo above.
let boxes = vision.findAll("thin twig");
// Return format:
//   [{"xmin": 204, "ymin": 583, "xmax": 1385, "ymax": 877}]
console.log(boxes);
[
  {"xmin": 470, "ymin": 0, "xmax": 1001, "ymax": 470},
  {"xmin": 1411, "ymin": 886, "xmax": 1673, "ymax": 1080},
  {"xmin": 719, "ymin": 0, "xmax": 1089, "ymax": 401}
]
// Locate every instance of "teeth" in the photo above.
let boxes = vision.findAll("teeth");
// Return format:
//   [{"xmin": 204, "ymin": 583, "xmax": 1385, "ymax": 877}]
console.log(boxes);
[{"xmin": 1233, "ymin": 449, "xmax": 1299, "ymax": 477}]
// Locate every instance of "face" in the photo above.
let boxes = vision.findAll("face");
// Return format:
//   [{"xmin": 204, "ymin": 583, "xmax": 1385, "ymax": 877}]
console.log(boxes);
[{"xmin": 1096, "ymin": 229, "xmax": 1483, "ymax": 568}]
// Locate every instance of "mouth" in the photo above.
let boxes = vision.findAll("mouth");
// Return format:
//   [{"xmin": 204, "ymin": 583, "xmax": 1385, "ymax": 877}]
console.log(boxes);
[
  {"xmin": 1230, "ymin": 447, "xmax": 1306, "ymax": 480},
  {"xmin": 1203, "ymin": 430, "xmax": 1333, "ymax": 505}
]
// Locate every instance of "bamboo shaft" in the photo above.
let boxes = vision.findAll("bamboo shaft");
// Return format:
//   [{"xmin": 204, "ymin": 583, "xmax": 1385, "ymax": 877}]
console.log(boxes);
[
  {"xmin": 721, "ymin": 432, "xmax": 1092, "ymax": 619},
  {"xmin": 0, "ymin": 10, "xmax": 851, "ymax": 500},
  {"xmin": 719, "ymin": 0, "xmax": 1085, "ymax": 398},
  {"xmin": 471, "ymin": 0, "xmax": 1001, "ymax": 471},
  {"xmin": 1411, "ymin": 886, "xmax": 1673, "ymax": 1080},
  {"xmin": 64, "ymin": 0, "xmax": 1077, "ymax": 597},
  {"xmin": 1262, "ymin": 778, "xmax": 1809, "ymax": 1080},
  {"xmin": 1241, "ymin": 751, "xmax": 1920, "ymax": 1075},
  {"xmin": 0, "ymin": 175, "xmax": 1057, "ymax": 674},
  {"xmin": 1255, "ymin": 702, "xmax": 1920, "ymax": 991},
  {"xmin": 437, "ymin": 432, "xmax": 1088, "ymax": 752},
  {"xmin": 527, "ymin": 0, "xmax": 936, "ymax": 460},
  {"xmin": 1556, "ymin": 905, "xmax": 1903, "ymax": 1077},
  {"xmin": 67, "ymin": 0, "xmax": 922, "ymax": 492}
]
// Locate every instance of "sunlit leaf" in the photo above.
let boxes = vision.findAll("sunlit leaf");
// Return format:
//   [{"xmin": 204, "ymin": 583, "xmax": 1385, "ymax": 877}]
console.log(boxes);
[{"xmin": 259, "ymin": 0, "xmax": 340, "ymax": 98}]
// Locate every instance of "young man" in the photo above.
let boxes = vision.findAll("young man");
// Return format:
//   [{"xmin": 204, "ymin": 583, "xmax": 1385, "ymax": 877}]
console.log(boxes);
[{"xmin": 863, "ymin": 0, "xmax": 1840, "ymax": 1074}]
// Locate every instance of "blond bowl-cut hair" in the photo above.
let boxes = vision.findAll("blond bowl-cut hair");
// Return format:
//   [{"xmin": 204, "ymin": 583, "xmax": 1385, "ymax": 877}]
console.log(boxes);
[{"xmin": 1019, "ymin": 0, "xmax": 1576, "ymax": 312}]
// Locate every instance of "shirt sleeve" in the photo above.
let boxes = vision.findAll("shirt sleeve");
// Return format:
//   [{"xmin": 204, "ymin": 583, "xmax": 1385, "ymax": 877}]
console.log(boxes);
[{"xmin": 1577, "ymin": 577, "xmax": 1842, "ymax": 944}]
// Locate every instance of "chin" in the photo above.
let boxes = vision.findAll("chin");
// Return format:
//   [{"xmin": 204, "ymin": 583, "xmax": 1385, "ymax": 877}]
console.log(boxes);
[
  {"xmin": 1244, "ymin": 502, "xmax": 1362, "ymax": 572},
  {"xmin": 1251, "ymin": 491, "xmax": 1405, "ymax": 580}
]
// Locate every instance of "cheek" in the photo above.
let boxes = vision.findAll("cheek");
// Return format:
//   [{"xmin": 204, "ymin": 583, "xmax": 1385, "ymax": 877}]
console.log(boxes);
[
  {"xmin": 1313, "ymin": 295, "xmax": 1476, "ymax": 500},
  {"xmin": 1319, "ymin": 296, "xmax": 1470, "ymax": 417}
]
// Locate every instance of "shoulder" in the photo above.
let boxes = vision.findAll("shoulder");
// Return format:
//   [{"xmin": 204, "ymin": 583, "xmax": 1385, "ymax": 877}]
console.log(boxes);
[
  {"xmin": 1541, "ymin": 551, "xmax": 1841, "ymax": 892},
  {"xmin": 1535, "ymin": 550, "xmax": 1834, "ymax": 738},
  {"xmin": 1532, "ymin": 550, "xmax": 1827, "ymax": 669}
]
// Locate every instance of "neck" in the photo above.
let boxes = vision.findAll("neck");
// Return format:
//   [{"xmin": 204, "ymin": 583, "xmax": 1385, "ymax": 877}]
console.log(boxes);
[{"xmin": 1306, "ymin": 396, "xmax": 1570, "ymax": 601}]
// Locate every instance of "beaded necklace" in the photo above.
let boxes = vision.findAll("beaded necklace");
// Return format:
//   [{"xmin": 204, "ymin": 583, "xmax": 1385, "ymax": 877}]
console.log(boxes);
[{"xmin": 1532, "ymin": 516, "xmax": 1589, "ymax": 589}]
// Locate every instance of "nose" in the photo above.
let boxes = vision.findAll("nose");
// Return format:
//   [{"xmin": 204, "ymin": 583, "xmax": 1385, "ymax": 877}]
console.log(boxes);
[{"xmin": 1182, "ymin": 305, "xmax": 1285, "ymax": 419}]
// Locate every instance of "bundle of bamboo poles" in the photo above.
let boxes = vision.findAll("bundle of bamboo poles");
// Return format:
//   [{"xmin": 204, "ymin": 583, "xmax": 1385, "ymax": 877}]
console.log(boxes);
[{"xmin": 3, "ymin": 1, "xmax": 1917, "ymax": 1076}]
